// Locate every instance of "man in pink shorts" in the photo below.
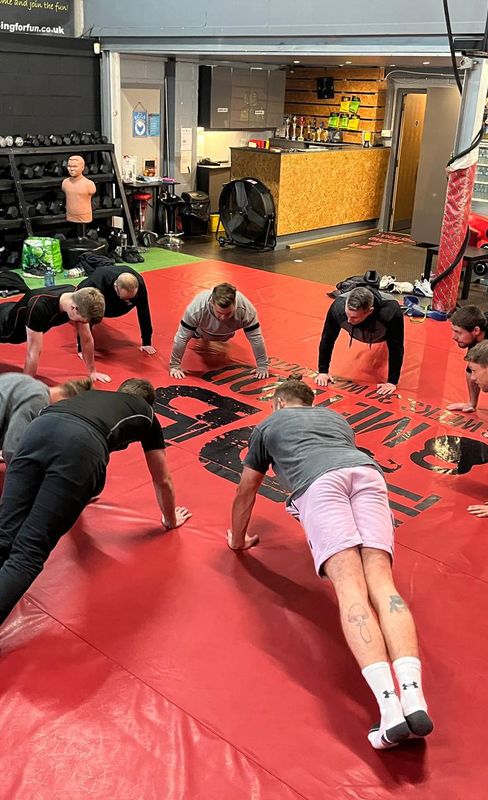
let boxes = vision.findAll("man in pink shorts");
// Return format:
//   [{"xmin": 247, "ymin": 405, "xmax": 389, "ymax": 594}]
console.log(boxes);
[{"xmin": 227, "ymin": 375, "xmax": 433, "ymax": 750}]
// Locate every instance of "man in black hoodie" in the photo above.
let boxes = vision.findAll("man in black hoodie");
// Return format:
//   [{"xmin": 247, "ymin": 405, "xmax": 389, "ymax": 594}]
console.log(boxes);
[
  {"xmin": 78, "ymin": 266, "xmax": 156, "ymax": 355},
  {"xmin": 316, "ymin": 287, "xmax": 404, "ymax": 397}
]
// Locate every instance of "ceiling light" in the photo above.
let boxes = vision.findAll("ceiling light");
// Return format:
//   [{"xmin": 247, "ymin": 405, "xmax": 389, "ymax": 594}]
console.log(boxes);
[
  {"xmin": 422, "ymin": 61, "xmax": 431, "ymax": 65},
  {"xmin": 293, "ymin": 60, "xmax": 300, "ymax": 64},
  {"xmin": 345, "ymin": 61, "xmax": 352, "ymax": 64},
  {"xmin": 389, "ymin": 64, "xmax": 396, "ymax": 67},
  {"xmin": 338, "ymin": 64, "xmax": 344, "ymax": 67}
]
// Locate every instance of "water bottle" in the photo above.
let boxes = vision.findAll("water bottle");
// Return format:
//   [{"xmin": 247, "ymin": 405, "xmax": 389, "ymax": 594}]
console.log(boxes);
[{"xmin": 44, "ymin": 265, "xmax": 55, "ymax": 287}]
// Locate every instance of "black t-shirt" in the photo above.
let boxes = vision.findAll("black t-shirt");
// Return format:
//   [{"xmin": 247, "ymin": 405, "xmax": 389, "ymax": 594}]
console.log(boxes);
[
  {"xmin": 40, "ymin": 390, "xmax": 165, "ymax": 453},
  {"xmin": 0, "ymin": 285, "xmax": 75, "ymax": 343},
  {"xmin": 78, "ymin": 267, "xmax": 153, "ymax": 345}
]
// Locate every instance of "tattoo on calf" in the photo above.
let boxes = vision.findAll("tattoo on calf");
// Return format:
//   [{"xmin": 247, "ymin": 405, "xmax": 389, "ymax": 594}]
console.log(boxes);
[
  {"xmin": 390, "ymin": 594, "xmax": 408, "ymax": 613},
  {"xmin": 347, "ymin": 603, "xmax": 372, "ymax": 644}
]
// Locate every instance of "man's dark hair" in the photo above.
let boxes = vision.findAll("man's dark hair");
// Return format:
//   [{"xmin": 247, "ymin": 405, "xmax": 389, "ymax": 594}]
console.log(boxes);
[
  {"xmin": 118, "ymin": 378, "xmax": 155, "ymax": 406},
  {"xmin": 273, "ymin": 374, "xmax": 314, "ymax": 406},
  {"xmin": 346, "ymin": 287, "xmax": 375, "ymax": 311},
  {"xmin": 211, "ymin": 282, "xmax": 236, "ymax": 308},
  {"xmin": 465, "ymin": 340, "xmax": 488, "ymax": 367},
  {"xmin": 451, "ymin": 305, "xmax": 487, "ymax": 333}
]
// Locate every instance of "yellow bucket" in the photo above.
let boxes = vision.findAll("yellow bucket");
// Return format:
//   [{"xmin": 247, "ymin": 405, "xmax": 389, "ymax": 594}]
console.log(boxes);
[{"xmin": 209, "ymin": 213, "xmax": 220, "ymax": 232}]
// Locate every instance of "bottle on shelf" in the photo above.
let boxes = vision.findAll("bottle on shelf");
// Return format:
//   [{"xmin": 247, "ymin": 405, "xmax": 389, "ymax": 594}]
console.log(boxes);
[{"xmin": 310, "ymin": 117, "xmax": 317, "ymax": 142}]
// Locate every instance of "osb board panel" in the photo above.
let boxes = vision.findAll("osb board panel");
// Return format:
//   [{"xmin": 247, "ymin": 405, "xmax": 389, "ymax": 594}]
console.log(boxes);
[
  {"xmin": 276, "ymin": 149, "xmax": 390, "ymax": 235},
  {"xmin": 230, "ymin": 150, "xmax": 282, "ymax": 215}
]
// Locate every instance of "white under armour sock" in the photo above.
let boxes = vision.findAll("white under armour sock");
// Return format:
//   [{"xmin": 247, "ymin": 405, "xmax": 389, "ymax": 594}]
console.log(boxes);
[
  {"xmin": 362, "ymin": 661, "xmax": 408, "ymax": 749},
  {"xmin": 392, "ymin": 656, "xmax": 427, "ymax": 716}
]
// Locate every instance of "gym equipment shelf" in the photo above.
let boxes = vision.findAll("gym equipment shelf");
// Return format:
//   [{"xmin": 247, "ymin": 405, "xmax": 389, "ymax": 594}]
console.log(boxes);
[
  {"xmin": 0, "ymin": 143, "xmax": 136, "ymax": 244},
  {"xmin": 21, "ymin": 174, "xmax": 114, "ymax": 189},
  {"xmin": 30, "ymin": 208, "xmax": 125, "ymax": 226},
  {"xmin": 0, "ymin": 218, "xmax": 22, "ymax": 230}
]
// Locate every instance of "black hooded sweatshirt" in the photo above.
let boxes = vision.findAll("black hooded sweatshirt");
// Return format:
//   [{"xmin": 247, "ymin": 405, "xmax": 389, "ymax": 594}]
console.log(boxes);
[{"xmin": 318, "ymin": 289, "xmax": 404, "ymax": 384}]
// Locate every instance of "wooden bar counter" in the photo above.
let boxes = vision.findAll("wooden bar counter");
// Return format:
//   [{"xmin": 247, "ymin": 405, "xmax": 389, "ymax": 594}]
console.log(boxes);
[{"xmin": 230, "ymin": 146, "xmax": 390, "ymax": 238}]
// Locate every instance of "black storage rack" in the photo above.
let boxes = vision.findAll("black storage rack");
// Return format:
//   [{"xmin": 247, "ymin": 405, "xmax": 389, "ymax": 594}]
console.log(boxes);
[{"xmin": 0, "ymin": 143, "xmax": 137, "ymax": 245}]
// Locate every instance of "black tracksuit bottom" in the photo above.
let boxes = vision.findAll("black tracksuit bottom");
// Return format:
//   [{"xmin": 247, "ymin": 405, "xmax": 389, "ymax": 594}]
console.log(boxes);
[{"xmin": 0, "ymin": 415, "xmax": 109, "ymax": 625}]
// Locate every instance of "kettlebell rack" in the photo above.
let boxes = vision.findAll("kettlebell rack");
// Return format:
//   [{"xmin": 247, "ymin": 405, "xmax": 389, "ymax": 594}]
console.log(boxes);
[{"xmin": 0, "ymin": 143, "xmax": 137, "ymax": 245}]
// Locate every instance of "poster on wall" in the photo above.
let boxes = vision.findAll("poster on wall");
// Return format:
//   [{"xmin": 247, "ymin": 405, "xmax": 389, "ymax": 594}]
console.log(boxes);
[
  {"xmin": 133, "ymin": 110, "xmax": 148, "ymax": 138},
  {"xmin": 148, "ymin": 113, "xmax": 161, "ymax": 137},
  {"xmin": 0, "ymin": 0, "xmax": 74, "ymax": 37}
]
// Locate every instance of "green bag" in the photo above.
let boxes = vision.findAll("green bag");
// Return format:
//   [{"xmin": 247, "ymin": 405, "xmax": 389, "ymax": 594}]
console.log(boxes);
[{"xmin": 21, "ymin": 237, "xmax": 63, "ymax": 273}]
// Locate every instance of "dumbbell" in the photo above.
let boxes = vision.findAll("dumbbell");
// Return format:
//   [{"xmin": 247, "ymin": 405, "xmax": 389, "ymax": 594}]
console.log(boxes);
[
  {"xmin": 0, "ymin": 136, "xmax": 14, "ymax": 148},
  {"xmin": 36, "ymin": 134, "xmax": 47, "ymax": 146},
  {"xmin": 69, "ymin": 131, "xmax": 81, "ymax": 145},
  {"xmin": 88, "ymin": 163, "xmax": 99, "ymax": 175},
  {"xmin": 0, "ymin": 205, "xmax": 20, "ymax": 219},
  {"xmin": 32, "ymin": 163, "xmax": 45, "ymax": 179},
  {"xmin": 101, "ymin": 195, "xmax": 114, "ymax": 208},
  {"xmin": 92, "ymin": 197, "xmax": 101, "ymax": 210},
  {"xmin": 80, "ymin": 132, "xmax": 93, "ymax": 145},
  {"xmin": 24, "ymin": 134, "xmax": 40, "ymax": 148},
  {"xmin": 26, "ymin": 203, "xmax": 36, "ymax": 217},
  {"xmin": 113, "ymin": 198, "xmax": 123, "ymax": 209},
  {"xmin": 99, "ymin": 161, "xmax": 112, "ymax": 174},
  {"xmin": 33, "ymin": 201, "xmax": 48, "ymax": 216},
  {"xmin": 48, "ymin": 134, "xmax": 63, "ymax": 147},
  {"xmin": 48, "ymin": 200, "xmax": 64, "ymax": 215},
  {"xmin": 45, "ymin": 161, "xmax": 63, "ymax": 178},
  {"xmin": 18, "ymin": 164, "xmax": 34, "ymax": 179}
]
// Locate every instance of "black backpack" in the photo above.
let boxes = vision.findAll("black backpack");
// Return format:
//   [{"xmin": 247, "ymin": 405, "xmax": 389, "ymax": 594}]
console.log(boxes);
[
  {"xmin": 0, "ymin": 270, "xmax": 29, "ymax": 297},
  {"xmin": 335, "ymin": 270, "xmax": 381, "ymax": 295}
]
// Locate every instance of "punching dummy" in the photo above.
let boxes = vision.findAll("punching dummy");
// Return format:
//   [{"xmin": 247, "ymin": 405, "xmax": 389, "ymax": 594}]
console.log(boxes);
[{"xmin": 62, "ymin": 156, "xmax": 96, "ymax": 224}]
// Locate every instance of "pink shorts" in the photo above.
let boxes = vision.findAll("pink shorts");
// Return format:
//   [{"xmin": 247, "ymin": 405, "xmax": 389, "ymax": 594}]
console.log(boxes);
[{"xmin": 286, "ymin": 466, "xmax": 394, "ymax": 576}]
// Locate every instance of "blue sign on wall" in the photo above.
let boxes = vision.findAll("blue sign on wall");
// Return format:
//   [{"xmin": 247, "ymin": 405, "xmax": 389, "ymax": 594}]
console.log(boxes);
[
  {"xmin": 148, "ymin": 113, "xmax": 161, "ymax": 137},
  {"xmin": 132, "ymin": 110, "xmax": 148, "ymax": 137}
]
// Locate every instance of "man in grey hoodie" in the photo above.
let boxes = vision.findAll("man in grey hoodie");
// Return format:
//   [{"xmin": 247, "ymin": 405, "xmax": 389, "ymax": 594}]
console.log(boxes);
[{"xmin": 169, "ymin": 282, "xmax": 269, "ymax": 379}]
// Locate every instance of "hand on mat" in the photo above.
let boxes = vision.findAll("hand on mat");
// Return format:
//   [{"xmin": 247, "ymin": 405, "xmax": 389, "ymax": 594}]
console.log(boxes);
[
  {"xmin": 170, "ymin": 367, "xmax": 186, "ymax": 379},
  {"xmin": 447, "ymin": 402, "xmax": 476, "ymax": 413},
  {"xmin": 140, "ymin": 345, "xmax": 157, "ymax": 355},
  {"xmin": 162, "ymin": 506, "xmax": 192, "ymax": 529},
  {"xmin": 467, "ymin": 503, "xmax": 488, "ymax": 518},
  {"xmin": 316, "ymin": 373, "xmax": 334, "ymax": 387},
  {"xmin": 91, "ymin": 371, "xmax": 111, "ymax": 383},
  {"xmin": 254, "ymin": 367, "xmax": 269, "ymax": 379},
  {"xmin": 227, "ymin": 529, "xmax": 259, "ymax": 551},
  {"xmin": 376, "ymin": 382, "xmax": 396, "ymax": 397}
]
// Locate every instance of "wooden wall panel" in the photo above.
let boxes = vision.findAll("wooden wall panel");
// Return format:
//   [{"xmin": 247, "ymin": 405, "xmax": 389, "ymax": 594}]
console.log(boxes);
[{"xmin": 284, "ymin": 66, "xmax": 387, "ymax": 139}]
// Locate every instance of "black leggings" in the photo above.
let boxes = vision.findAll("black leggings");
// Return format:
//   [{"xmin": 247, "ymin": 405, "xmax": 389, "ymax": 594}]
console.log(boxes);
[{"xmin": 0, "ymin": 415, "xmax": 108, "ymax": 625}]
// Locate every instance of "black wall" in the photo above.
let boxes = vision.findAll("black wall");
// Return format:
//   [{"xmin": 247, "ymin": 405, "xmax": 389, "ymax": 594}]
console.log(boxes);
[{"xmin": 0, "ymin": 35, "xmax": 100, "ymax": 136}]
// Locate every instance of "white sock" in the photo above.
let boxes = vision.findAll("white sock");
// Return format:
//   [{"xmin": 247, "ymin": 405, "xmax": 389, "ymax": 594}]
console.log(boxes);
[
  {"xmin": 362, "ymin": 661, "xmax": 407, "ymax": 749},
  {"xmin": 393, "ymin": 656, "xmax": 427, "ymax": 717}
]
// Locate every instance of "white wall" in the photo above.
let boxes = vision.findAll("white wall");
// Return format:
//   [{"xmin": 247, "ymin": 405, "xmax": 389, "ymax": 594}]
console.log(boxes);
[
  {"xmin": 200, "ymin": 130, "xmax": 274, "ymax": 162},
  {"xmin": 121, "ymin": 87, "xmax": 161, "ymax": 175}
]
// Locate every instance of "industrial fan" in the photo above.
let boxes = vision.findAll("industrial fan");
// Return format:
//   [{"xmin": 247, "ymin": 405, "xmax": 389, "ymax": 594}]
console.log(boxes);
[{"xmin": 217, "ymin": 177, "xmax": 276, "ymax": 250}]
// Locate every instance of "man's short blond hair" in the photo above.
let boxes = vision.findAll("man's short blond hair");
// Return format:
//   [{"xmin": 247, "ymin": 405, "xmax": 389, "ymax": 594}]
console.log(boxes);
[
  {"xmin": 116, "ymin": 273, "xmax": 139, "ymax": 293},
  {"xmin": 72, "ymin": 287, "xmax": 105, "ymax": 324}
]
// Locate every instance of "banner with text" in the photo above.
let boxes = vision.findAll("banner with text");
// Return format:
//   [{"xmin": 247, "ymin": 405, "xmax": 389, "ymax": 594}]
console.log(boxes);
[{"xmin": 0, "ymin": 0, "xmax": 74, "ymax": 37}]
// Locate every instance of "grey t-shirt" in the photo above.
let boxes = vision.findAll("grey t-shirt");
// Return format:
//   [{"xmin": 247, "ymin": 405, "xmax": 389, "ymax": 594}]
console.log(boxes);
[
  {"xmin": 0, "ymin": 373, "xmax": 49, "ymax": 464},
  {"xmin": 244, "ymin": 406, "xmax": 381, "ymax": 504}
]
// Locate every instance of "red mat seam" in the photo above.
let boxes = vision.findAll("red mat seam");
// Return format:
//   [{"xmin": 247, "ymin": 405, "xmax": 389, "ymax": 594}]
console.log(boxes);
[{"xmin": 20, "ymin": 596, "xmax": 310, "ymax": 800}]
